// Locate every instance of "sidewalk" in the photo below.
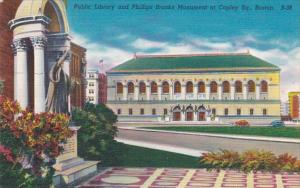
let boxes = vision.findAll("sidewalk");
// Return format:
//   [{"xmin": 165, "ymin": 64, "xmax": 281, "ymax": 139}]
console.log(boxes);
[
  {"xmin": 78, "ymin": 167, "xmax": 300, "ymax": 188},
  {"xmin": 116, "ymin": 138, "xmax": 206, "ymax": 157}
]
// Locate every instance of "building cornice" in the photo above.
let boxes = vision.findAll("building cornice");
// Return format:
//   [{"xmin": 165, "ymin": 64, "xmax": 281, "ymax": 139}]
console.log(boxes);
[
  {"xmin": 106, "ymin": 99, "xmax": 281, "ymax": 105},
  {"xmin": 8, "ymin": 16, "xmax": 51, "ymax": 30}
]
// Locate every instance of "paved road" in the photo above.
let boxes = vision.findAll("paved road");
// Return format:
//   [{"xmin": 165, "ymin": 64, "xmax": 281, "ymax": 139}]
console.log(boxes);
[
  {"xmin": 78, "ymin": 167, "xmax": 300, "ymax": 188},
  {"xmin": 117, "ymin": 128, "xmax": 300, "ymax": 158}
]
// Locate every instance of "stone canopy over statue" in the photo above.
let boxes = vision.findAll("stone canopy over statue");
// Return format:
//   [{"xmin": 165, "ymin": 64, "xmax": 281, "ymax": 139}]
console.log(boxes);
[{"xmin": 45, "ymin": 50, "xmax": 71, "ymax": 114}]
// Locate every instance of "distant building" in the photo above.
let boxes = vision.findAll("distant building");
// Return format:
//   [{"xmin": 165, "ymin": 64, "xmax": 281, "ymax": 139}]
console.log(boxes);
[
  {"xmin": 70, "ymin": 42, "xmax": 87, "ymax": 108},
  {"xmin": 98, "ymin": 73, "xmax": 107, "ymax": 104},
  {"xmin": 107, "ymin": 53, "xmax": 281, "ymax": 124},
  {"xmin": 86, "ymin": 70, "xmax": 99, "ymax": 104},
  {"xmin": 280, "ymin": 101, "xmax": 289, "ymax": 116},
  {"xmin": 288, "ymin": 92, "xmax": 300, "ymax": 119}
]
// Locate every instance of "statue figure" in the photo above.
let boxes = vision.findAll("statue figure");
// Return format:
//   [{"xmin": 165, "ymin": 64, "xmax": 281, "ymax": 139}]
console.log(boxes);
[{"xmin": 45, "ymin": 50, "xmax": 71, "ymax": 114}]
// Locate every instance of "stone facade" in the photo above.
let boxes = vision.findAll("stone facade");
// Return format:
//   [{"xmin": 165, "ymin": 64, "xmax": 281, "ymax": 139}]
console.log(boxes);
[
  {"xmin": 70, "ymin": 42, "xmax": 87, "ymax": 108},
  {"xmin": 86, "ymin": 70, "xmax": 100, "ymax": 104},
  {"xmin": 107, "ymin": 54, "xmax": 281, "ymax": 124}
]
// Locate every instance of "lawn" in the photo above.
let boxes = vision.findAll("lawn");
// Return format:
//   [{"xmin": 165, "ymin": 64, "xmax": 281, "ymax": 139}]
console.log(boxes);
[
  {"xmin": 100, "ymin": 142, "xmax": 200, "ymax": 168},
  {"xmin": 142, "ymin": 126, "xmax": 300, "ymax": 138}
]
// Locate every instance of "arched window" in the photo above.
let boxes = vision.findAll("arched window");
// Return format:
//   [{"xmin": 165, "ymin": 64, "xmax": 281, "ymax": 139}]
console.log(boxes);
[
  {"xmin": 186, "ymin": 81, "xmax": 193, "ymax": 93},
  {"xmin": 261, "ymin": 80, "xmax": 268, "ymax": 92},
  {"xmin": 248, "ymin": 80, "xmax": 255, "ymax": 92},
  {"xmin": 198, "ymin": 81, "xmax": 205, "ymax": 93},
  {"xmin": 222, "ymin": 81, "xmax": 230, "ymax": 93},
  {"xmin": 151, "ymin": 81, "xmax": 157, "ymax": 93},
  {"xmin": 128, "ymin": 82, "xmax": 134, "ymax": 94},
  {"xmin": 117, "ymin": 82, "xmax": 123, "ymax": 94},
  {"xmin": 174, "ymin": 81, "xmax": 181, "ymax": 93},
  {"xmin": 235, "ymin": 81, "xmax": 242, "ymax": 93},
  {"xmin": 210, "ymin": 81, "xmax": 218, "ymax": 93},
  {"xmin": 162, "ymin": 81, "xmax": 169, "ymax": 93},
  {"xmin": 139, "ymin": 82, "xmax": 146, "ymax": 94}
]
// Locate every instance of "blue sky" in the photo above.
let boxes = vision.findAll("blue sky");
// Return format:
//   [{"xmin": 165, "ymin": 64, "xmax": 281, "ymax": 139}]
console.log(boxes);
[{"xmin": 67, "ymin": 0, "xmax": 300, "ymax": 100}]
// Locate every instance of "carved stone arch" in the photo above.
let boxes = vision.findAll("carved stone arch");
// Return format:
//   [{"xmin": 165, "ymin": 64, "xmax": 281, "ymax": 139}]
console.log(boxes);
[
  {"xmin": 197, "ymin": 81, "xmax": 206, "ymax": 93},
  {"xmin": 139, "ymin": 81, "xmax": 146, "ymax": 94},
  {"xmin": 222, "ymin": 80, "xmax": 230, "ymax": 93},
  {"xmin": 174, "ymin": 80, "xmax": 181, "ymax": 93},
  {"xmin": 247, "ymin": 80, "xmax": 256, "ymax": 93},
  {"xmin": 186, "ymin": 81, "xmax": 194, "ymax": 93},
  {"xmin": 234, "ymin": 80, "xmax": 243, "ymax": 93},
  {"xmin": 162, "ymin": 80, "xmax": 170, "ymax": 94},
  {"xmin": 127, "ymin": 81, "xmax": 135, "ymax": 94},
  {"xmin": 210, "ymin": 80, "xmax": 218, "ymax": 93},
  {"xmin": 150, "ymin": 81, "xmax": 158, "ymax": 93},
  {"xmin": 260, "ymin": 80, "xmax": 268, "ymax": 92}
]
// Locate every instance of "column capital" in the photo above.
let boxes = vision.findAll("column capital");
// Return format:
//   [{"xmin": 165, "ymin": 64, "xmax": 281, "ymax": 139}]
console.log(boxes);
[
  {"xmin": 30, "ymin": 36, "xmax": 47, "ymax": 48},
  {"xmin": 12, "ymin": 38, "xmax": 27, "ymax": 53}
]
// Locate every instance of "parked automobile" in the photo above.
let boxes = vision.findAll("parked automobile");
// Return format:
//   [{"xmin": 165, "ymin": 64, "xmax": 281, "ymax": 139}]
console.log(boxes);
[{"xmin": 271, "ymin": 120, "xmax": 285, "ymax": 127}]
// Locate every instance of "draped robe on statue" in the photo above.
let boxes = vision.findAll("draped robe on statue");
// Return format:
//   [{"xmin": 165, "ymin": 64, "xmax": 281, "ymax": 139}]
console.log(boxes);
[{"xmin": 45, "ymin": 50, "xmax": 71, "ymax": 114}]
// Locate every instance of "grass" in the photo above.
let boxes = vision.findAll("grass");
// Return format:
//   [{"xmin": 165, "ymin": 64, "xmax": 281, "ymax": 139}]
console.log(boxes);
[
  {"xmin": 100, "ymin": 142, "xmax": 200, "ymax": 168},
  {"xmin": 142, "ymin": 126, "xmax": 300, "ymax": 138}
]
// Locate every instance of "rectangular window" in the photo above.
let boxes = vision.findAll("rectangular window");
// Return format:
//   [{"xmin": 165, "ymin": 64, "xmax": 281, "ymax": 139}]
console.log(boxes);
[
  {"xmin": 89, "ymin": 74, "xmax": 94, "ymax": 78},
  {"xmin": 250, "ymin": 108, "xmax": 254, "ymax": 116},
  {"xmin": 89, "ymin": 82, "xmax": 94, "ymax": 86},
  {"xmin": 212, "ymin": 108, "xmax": 216, "ymax": 115},
  {"xmin": 117, "ymin": 109, "xmax": 121, "ymax": 115},
  {"xmin": 164, "ymin": 108, "xmax": 168, "ymax": 115},
  {"xmin": 152, "ymin": 109, "xmax": 156, "ymax": 115},
  {"xmin": 89, "ymin": 89, "xmax": 94, "ymax": 94},
  {"xmin": 224, "ymin": 108, "xmax": 228, "ymax": 116},
  {"xmin": 237, "ymin": 109, "xmax": 241, "ymax": 116},
  {"xmin": 263, "ymin": 109, "xmax": 267, "ymax": 116},
  {"xmin": 140, "ymin": 108, "xmax": 144, "ymax": 115},
  {"xmin": 129, "ymin": 108, "xmax": 133, "ymax": 115}
]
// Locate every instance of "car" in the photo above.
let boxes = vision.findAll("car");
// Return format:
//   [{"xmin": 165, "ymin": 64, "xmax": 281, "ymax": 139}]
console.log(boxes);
[{"xmin": 271, "ymin": 120, "xmax": 285, "ymax": 127}]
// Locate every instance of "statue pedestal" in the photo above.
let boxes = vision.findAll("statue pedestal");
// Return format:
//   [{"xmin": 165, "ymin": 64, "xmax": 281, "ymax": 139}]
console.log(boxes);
[{"xmin": 53, "ymin": 127, "xmax": 99, "ymax": 186}]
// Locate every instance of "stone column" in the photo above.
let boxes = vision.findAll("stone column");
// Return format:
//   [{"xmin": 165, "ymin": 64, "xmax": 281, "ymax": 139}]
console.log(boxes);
[
  {"xmin": 205, "ymin": 84, "xmax": 210, "ymax": 100},
  {"xmin": 123, "ymin": 86, "xmax": 127, "ymax": 101},
  {"xmin": 181, "ymin": 84, "xmax": 186, "ymax": 100},
  {"xmin": 256, "ymin": 84, "xmax": 260, "ymax": 100},
  {"xmin": 181, "ymin": 112, "xmax": 185, "ymax": 121},
  {"xmin": 193, "ymin": 85, "xmax": 197, "ymax": 100},
  {"xmin": 30, "ymin": 36, "xmax": 47, "ymax": 113},
  {"xmin": 158, "ymin": 84, "xmax": 162, "ymax": 100},
  {"xmin": 230, "ymin": 85, "xmax": 235, "ymax": 100},
  {"xmin": 218, "ymin": 84, "xmax": 222, "ymax": 100},
  {"xmin": 170, "ymin": 84, "xmax": 173, "ymax": 100},
  {"xmin": 146, "ymin": 85, "xmax": 150, "ymax": 100},
  {"xmin": 13, "ymin": 39, "xmax": 28, "ymax": 109},
  {"xmin": 11, "ymin": 42, "xmax": 17, "ymax": 100},
  {"xmin": 134, "ymin": 85, "xmax": 138, "ymax": 100},
  {"xmin": 243, "ymin": 84, "xmax": 247, "ymax": 100}
]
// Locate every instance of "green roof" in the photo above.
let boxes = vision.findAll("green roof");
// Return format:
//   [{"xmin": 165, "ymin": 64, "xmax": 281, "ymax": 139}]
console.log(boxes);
[{"xmin": 110, "ymin": 53, "xmax": 279, "ymax": 72}]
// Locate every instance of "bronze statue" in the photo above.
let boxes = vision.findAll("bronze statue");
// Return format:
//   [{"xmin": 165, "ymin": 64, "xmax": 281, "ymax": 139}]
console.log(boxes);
[{"xmin": 45, "ymin": 50, "xmax": 71, "ymax": 114}]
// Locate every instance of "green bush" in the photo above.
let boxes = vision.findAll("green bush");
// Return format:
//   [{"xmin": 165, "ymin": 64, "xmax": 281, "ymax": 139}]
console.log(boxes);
[
  {"xmin": 72, "ymin": 103, "xmax": 121, "ymax": 165},
  {"xmin": 200, "ymin": 149, "xmax": 300, "ymax": 173}
]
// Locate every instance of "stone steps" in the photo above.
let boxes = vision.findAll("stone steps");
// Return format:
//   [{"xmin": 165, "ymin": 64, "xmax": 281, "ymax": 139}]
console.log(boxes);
[{"xmin": 54, "ymin": 160, "xmax": 99, "ymax": 186}]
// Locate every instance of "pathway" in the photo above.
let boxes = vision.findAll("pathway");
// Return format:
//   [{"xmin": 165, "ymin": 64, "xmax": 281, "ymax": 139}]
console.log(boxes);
[
  {"xmin": 77, "ymin": 167, "xmax": 300, "ymax": 188},
  {"xmin": 117, "ymin": 127, "xmax": 300, "ymax": 158}
]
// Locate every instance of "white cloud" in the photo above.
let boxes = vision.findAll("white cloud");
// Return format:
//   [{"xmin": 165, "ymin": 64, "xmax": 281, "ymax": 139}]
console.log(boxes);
[
  {"xmin": 71, "ymin": 32, "xmax": 300, "ymax": 101},
  {"xmin": 71, "ymin": 32, "xmax": 132, "ymax": 71},
  {"xmin": 132, "ymin": 38, "xmax": 167, "ymax": 49}
]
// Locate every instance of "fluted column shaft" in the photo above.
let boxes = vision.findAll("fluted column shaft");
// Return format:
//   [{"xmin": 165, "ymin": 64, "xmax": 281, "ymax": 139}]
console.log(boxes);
[
  {"xmin": 13, "ymin": 39, "xmax": 28, "ymax": 109},
  {"xmin": 30, "ymin": 36, "xmax": 47, "ymax": 113}
]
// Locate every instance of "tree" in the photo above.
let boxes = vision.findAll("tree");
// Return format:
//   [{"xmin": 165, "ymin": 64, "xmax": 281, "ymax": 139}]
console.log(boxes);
[{"xmin": 72, "ymin": 103, "xmax": 119, "ymax": 165}]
